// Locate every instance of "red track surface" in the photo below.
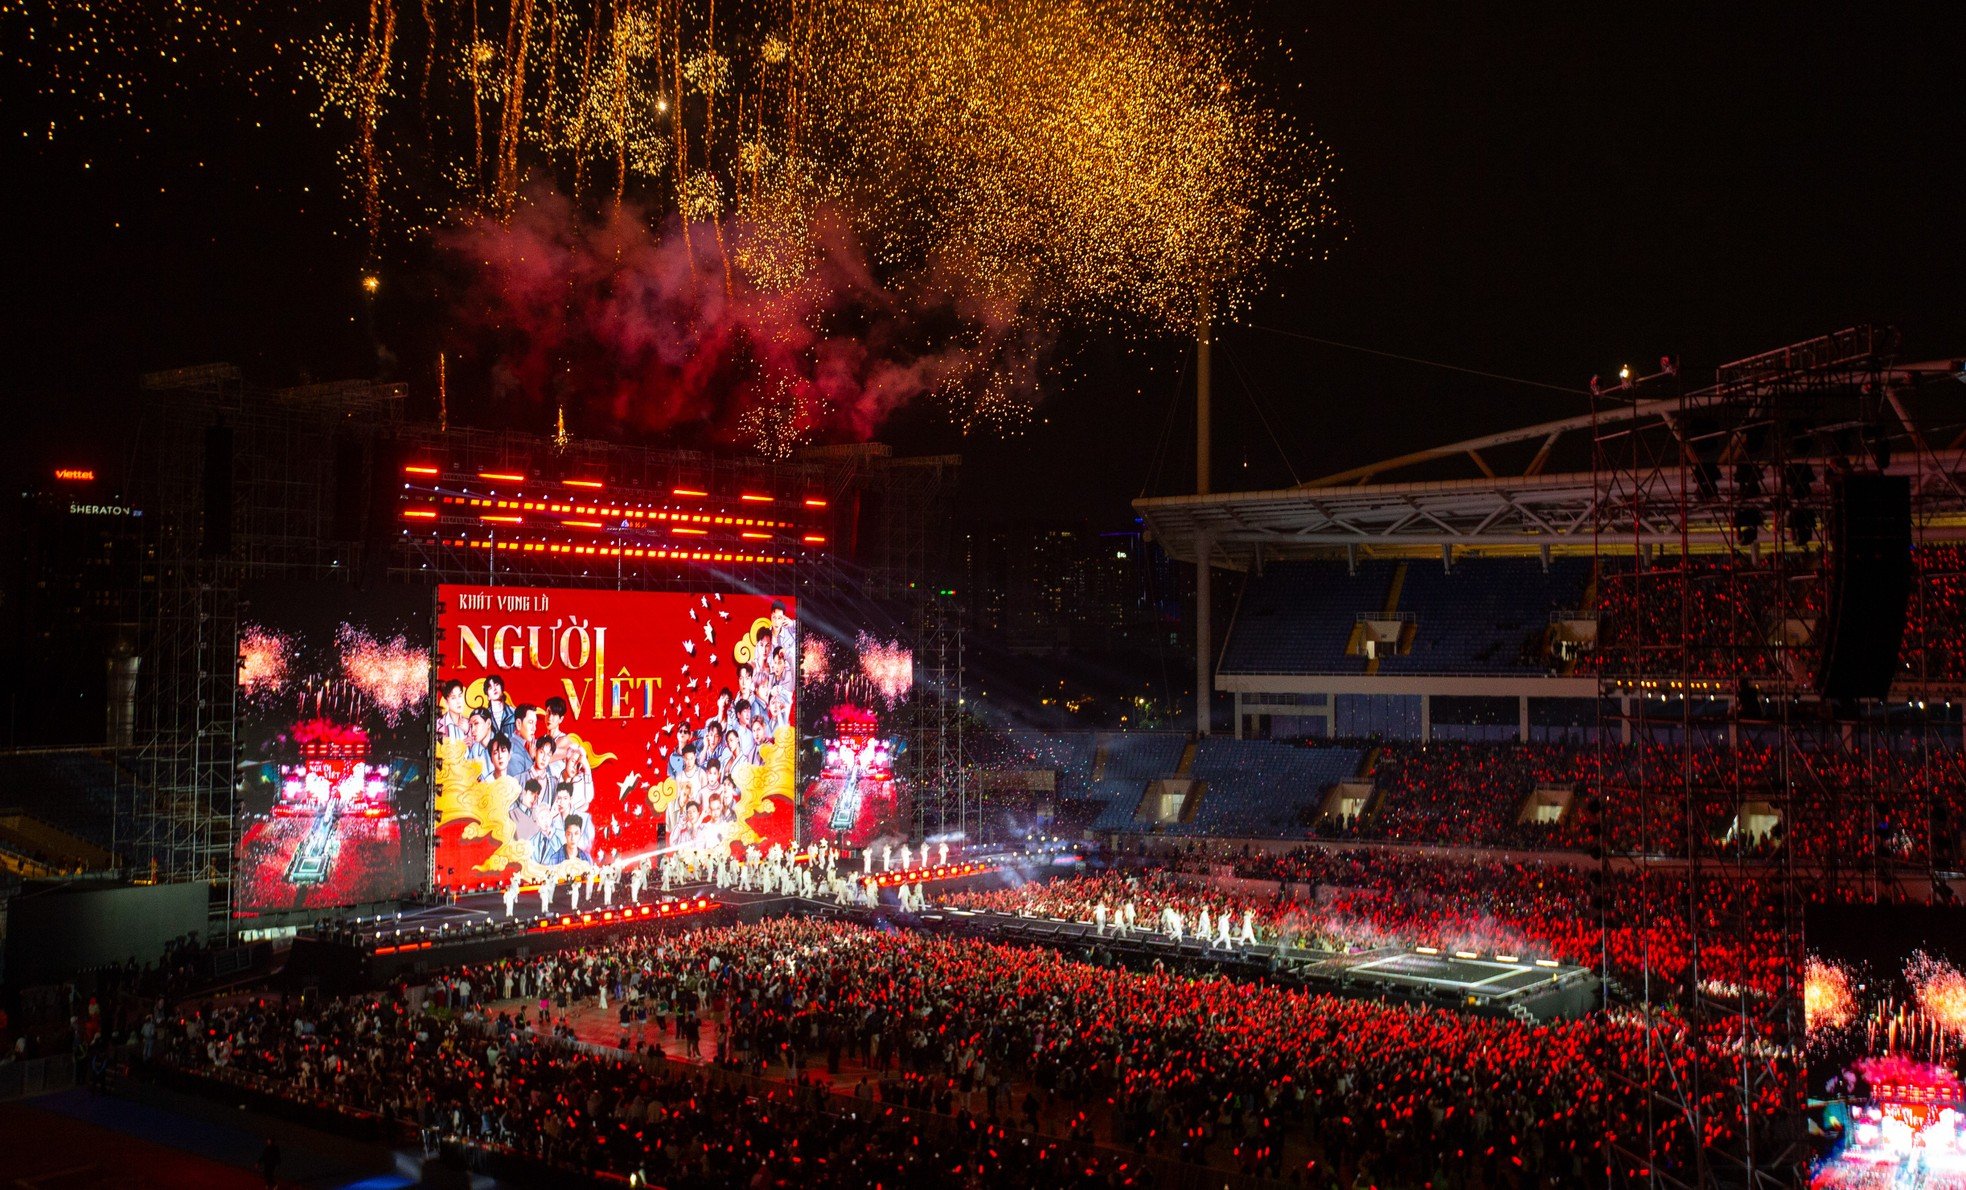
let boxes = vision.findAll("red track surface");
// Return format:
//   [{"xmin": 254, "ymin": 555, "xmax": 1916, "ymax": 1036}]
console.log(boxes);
[{"xmin": 0, "ymin": 1101, "xmax": 265, "ymax": 1190}]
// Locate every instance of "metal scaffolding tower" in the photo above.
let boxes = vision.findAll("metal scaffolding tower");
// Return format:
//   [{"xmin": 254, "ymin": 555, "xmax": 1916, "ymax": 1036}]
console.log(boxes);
[
  {"xmin": 913, "ymin": 590, "xmax": 967, "ymax": 840},
  {"xmin": 129, "ymin": 366, "xmax": 406, "ymax": 932},
  {"xmin": 1590, "ymin": 327, "xmax": 1933, "ymax": 1189}
]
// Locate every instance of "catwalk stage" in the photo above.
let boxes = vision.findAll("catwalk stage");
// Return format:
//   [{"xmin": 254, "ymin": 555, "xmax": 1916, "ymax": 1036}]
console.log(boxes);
[{"xmin": 920, "ymin": 907, "xmax": 1600, "ymax": 1022}]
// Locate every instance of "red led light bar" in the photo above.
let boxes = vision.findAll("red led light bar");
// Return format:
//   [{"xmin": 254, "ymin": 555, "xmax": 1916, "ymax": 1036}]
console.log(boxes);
[
  {"xmin": 564, "ymin": 479, "xmax": 604, "ymax": 489},
  {"xmin": 803, "ymin": 534, "xmax": 827, "ymax": 545},
  {"xmin": 672, "ymin": 487, "xmax": 708, "ymax": 498},
  {"xmin": 803, "ymin": 497, "xmax": 829, "ymax": 508},
  {"xmin": 739, "ymin": 493, "xmax": 774, "ymax": 503},
  {"xmin": 403, "ymin": 465, "xmax": 440, "ymax": 476},
  {"xmin": 564, "ymin": 520, "xmax": 604, "ymax": 529},
  {"xmin": 479, "ymin": 471, "xmax": 526, "ymax": 482},
  {"xmin": 445, "ymin": 538, "xmax": 795, "ymax": 564},
  {"xmin": 741, "ymin": 532, "xmax": 770, "ymax": 540},
  {"xmin": 672, "ymin": 526, "xmax": 708, "ymax": 536},
  {"xmin": 402, "ymin": 508, "xmax": 438, "ymax": 519},
  {"xmin": 481, "ymin": 514, "xmax": 523, "ymax": 525}
]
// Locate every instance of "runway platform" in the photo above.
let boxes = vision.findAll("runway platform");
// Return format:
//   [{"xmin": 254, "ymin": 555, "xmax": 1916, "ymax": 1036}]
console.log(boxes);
[{"xmin": 926, "ymin": 907, "xmax": 1599, "ymax": 1022}]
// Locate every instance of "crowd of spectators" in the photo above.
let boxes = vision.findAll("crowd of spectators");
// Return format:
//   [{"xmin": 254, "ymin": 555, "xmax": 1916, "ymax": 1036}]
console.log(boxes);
[
  {"xmin": 943, "ymin": 856, "xmax": 1793, "ymax": 1005},
  {"xmin": 1269, "ymin": 737, "xmax": 1966, "ymax": 869},
  {"xmin": 161, "ymin": 917, "xmax": 1645, "ymax": 1187},
  {"xmin": 1901, "ymin": 545, "xmax": 1966, "ymax": 683}
]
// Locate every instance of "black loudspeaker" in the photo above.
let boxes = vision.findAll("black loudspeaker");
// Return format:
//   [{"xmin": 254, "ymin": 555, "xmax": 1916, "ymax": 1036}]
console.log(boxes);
[
  {"xmin": 1815, "ymin": 473, "xmax": 1912, "ymax": 701},
  {"xmin": 362, "ymin": 435, "xmax": 404, "ymax": 573},
  {"xmin": 330, "ymin": 434, "xmax": 369, "ymax": 541},
  {"xmin": 200, "ymin": 424, "xmax": 234, "ymax": 558}
]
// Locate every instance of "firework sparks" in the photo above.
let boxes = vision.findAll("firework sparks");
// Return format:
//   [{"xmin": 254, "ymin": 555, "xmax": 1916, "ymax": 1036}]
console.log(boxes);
[
  {"xmin": 856, "ymin": 633, "xmax": 913, "ymax": 704},
  {"xmin": 682, "ymin": 48, "xmax": 730, "ymax": 96},
  {"xmin": 740, "ymin": 380, "xmax": 815, "ymax": 460},
  {"xmin": 336, "ymin": 623, "xmax": 429, "ymax": 725},
  {"xmin": 238, "ymin": 625, "xmax": 293, "ymax": 697},
  {"xmin": 1804, "ymin": 956, "xmax": 1857, "ymax": 1037},
  {"xmin": 801, "ymin": 637, "xmax": 831, "ymax": 684},
  {"xmin": 7, "ymin": 0, "xmax": 1333, "ymax": 444},
  {"xmin": 1908, "ymin": 952, "xmax": 1966, "ymax": 1043}
]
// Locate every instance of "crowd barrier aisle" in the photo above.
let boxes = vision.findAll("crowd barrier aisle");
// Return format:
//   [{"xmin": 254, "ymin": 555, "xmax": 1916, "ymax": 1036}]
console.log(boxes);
[{"xmin": 0, "ymin": 1054, "xmax": 75, "ymax": 1101}]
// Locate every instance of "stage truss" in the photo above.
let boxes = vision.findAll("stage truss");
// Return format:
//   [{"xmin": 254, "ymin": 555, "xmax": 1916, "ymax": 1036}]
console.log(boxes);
[{"xmin": 1589, "ymin": 327, "xmax": 1955, "ymax": 1189}]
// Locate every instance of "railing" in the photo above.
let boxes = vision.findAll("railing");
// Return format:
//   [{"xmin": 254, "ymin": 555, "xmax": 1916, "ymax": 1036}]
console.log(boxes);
[{"xmin": 0, "ymin": 1054, "xmax": 76, "ymax": 1101}]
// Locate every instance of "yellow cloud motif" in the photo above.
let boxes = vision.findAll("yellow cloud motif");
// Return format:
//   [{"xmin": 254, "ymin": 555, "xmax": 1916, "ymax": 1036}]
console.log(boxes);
[
  {"xmin": 434, "ymin": 738, "xmax": 530, "ymax": 874},
  {"xmin": 562, "ymin": 730, "xmax": 618, "ymax": 772},
  {"xmin": 734, "ymin": 723, "xmax": 797, "ymax": 848}
]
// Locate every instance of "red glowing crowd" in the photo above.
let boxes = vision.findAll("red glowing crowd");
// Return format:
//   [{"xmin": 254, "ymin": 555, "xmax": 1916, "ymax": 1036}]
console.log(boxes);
[{"xmin": 160, "ymin": 917, "xmax": 1659, "ymax": 1187}]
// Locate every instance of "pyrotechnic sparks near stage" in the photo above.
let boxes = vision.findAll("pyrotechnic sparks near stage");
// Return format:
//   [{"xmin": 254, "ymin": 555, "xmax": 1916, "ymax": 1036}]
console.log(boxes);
[
  {"xmin": 335, "ymin": 623, "xmax": 430, "ymax": 725},
  {"xmin": 2, "ymin": 0, "xmax": 1333, "ymax": 449},
  {"xmin": 800, "ymin": 636, "xmax": 830, "ymax": 684},
  {"xmin": 237, "ymin": 625, "xmax": 293, "ymax": 697},
  {"xmin": 1806, "ymin": 956, "xmax": 1858, "ymax": 1037},
  {"xmin": 1910, "ymin": 952, "xmax": 1966, "ymax": 1044},
  {"xmin": 855, "ymin": 632, "xmax": 913, "ymax": 704}
]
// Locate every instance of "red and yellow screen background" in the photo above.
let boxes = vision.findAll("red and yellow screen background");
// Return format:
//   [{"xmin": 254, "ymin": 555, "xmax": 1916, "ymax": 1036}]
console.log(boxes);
[{"xmin": 432, "ymin": 586, "xmax": 797, "ymax": 889}]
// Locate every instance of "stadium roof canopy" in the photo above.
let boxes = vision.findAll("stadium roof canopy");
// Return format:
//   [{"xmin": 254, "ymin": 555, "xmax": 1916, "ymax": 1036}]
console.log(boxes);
[{"xmin": 1136, "ymin": 327, "xmax": 1966, "ymax": 570}]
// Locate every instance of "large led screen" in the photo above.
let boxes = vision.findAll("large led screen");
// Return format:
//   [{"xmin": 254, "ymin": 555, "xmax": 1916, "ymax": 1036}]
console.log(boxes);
[
  {"xmin": 432, "ymin": 586, "xmax": 797, "ymax": 889},
  {"xmin": 1805, "ymin": 903, "xmax": 1966, "ymax": 1187},
  {"xmin": 800, "ymin": 629, "xmax": 914, "ymax": 846},
  {"xmin": 234, "ymin": 584, "xmax": 431, "ymax": 913}
]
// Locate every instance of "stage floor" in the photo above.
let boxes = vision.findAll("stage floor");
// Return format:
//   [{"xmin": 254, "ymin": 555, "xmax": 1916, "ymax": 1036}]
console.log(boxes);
[
  {"xmin": 1330, "ymin": 949, "xmax": 1570, "ymax": 997},
  {"xmin": 933, "ymin": 907, "xmax": 1597, "ymax": 1020}
]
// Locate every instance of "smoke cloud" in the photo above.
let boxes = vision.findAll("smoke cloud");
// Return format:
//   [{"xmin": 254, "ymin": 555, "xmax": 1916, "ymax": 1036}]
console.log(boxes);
[{"xmin": 441, "ymin": 191, "xmax": 1045, "ymax": 447}]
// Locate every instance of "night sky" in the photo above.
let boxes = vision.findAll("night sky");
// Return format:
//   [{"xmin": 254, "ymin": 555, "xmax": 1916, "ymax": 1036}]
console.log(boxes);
[{"xmin": 3, "ymin": 2, "xmax": 1960, "ymax": 524}]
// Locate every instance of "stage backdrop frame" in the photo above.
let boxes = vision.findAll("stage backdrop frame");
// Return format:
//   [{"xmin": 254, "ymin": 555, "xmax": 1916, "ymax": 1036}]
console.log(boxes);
[{"xmin": 430, "ymin": 585, "xmax": 798, "ymax": 891}]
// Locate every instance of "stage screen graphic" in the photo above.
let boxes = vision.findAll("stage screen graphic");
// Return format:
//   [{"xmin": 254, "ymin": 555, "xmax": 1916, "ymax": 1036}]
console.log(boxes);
[
  {"xmin": 234, "ymin": 584, "xmax": 431, "ymax": 913},
  {"xmin": 432, "ymin": 586, "xmax": 797, "ymax": 889},
  {"xmin": 800, "ymin": 629, "xmax": 913, "ymax": 845},
  {"xmin": 1805, "ymin": 903, "xmax": 1966, "ymax": 1187}
]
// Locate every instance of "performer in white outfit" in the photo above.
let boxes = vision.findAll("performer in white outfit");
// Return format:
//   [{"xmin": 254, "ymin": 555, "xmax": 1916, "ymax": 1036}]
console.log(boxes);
[{"xmin": 504, "ymin": 872, "xmax": 522, "ymax": 918}]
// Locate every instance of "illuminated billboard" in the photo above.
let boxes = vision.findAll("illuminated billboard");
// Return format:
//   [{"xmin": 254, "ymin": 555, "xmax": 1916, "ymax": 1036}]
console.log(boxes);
[
  {"xmin": 431, "ymin": 586, "xmax": 797, "ymax": 889},
  {"xmin": 234, "ymin": 584, "xmax": 431, "ymax": 913}
]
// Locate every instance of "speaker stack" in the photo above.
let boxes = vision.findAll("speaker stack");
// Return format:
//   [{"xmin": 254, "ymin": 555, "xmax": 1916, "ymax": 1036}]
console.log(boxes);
[{"xmin": 1814, "ymin": 473, "xmax": 1912, "ymax": 702}]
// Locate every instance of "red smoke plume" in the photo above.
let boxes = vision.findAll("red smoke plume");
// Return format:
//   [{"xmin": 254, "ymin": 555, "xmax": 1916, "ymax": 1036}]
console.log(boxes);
[{"xmin": 442, "ymin": 192, "xmax": 1041, "ymax": 444}]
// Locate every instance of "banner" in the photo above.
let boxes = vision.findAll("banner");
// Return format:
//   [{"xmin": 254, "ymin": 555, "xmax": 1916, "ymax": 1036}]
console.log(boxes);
[
  {"xmin": 432, "ymin": 586, "xmax": 797, "ymax": 889},
  {"xmin": 234, "ymin": 583, "xmax": 431, "ymax": 912}
]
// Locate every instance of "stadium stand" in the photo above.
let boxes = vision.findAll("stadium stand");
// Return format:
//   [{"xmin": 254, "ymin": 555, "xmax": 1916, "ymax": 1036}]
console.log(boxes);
[
  {"xmin": 0, "ymin": 748, "xmax": 140, "ymax": 860},
  {"xmin": 1220, "ymin": 557, "xmax": 1593, "ymax": 677},
  {"xmin": 1380, "ymin": 558, "xmax": 1591, "ymax": 675},
  {"xmin": 1216, "ymin": 560, "xmax": 1396, "ymax": 674},
  {"xmin": 1176, "ymin": 739, "xmax": 1363, "ymax": 836}
]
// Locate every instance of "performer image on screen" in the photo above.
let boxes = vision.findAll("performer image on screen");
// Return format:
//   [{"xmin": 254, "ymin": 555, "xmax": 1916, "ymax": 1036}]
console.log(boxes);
[
  {"xmin": 555, "ymin": 813, "xmax": 593, "ymax": 865},
  {"xmin": 482, "ymin": 673, "xmax": 515, "ymax": 738},
  {"xmin": 438, "ymin": 680, "xmax": 470, "ymax": 741},
  {"xmin": 466, "ymin": 707, "xmax": 495, "ymax": 778},
  {"xmin": 507, "ymin": 705, "xmax": 539, "ymax": 784},
  {"xmin": 665, "ymin": 723, "xmax": 694, "ymax": 779},
  {"xmin": 731, "ymin": 700, "xmax": 762, "ymax": 767},
  {"xmin": 510, "ymin": 778, "xmax": 545, "ymax": 858}
]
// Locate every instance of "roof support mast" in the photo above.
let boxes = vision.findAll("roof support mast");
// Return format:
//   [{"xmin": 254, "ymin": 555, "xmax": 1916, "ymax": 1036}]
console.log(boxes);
[{"xmin": 1195, "ymin": 287, "xmax": 1214, "ymax": 736}]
